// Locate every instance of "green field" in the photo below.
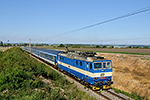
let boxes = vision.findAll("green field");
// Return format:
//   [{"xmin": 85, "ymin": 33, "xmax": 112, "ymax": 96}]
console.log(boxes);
[{"xmin": 0, "ymin": 47, "xmax": 96, "ymax": 100}]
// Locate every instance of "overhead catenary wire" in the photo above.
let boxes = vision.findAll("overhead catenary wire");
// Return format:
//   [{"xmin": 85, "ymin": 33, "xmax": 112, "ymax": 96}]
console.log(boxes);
[
  {"xmin": 60, "ymin": 6, "xmax": 150, "ymax": 35},
  {"xmin": 33, "ymin": 6, "xmax": 150, "ymax": 41}
]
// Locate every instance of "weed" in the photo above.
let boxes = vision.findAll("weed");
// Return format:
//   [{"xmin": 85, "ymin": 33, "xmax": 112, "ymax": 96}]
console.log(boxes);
[
  {"xmin": 111, "ymin": 87, "xmax": 146, "ymax": 100},
  {"xmin": 141, "ymin": 58, "xmax": 150, "ymax": 60},
  {"xmin": 99, "ymin": 90, "xmax": 101, "ymax": 93}
]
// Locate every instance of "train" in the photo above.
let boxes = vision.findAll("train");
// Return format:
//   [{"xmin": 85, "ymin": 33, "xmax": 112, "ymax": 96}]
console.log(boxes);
[{"xmin": 23, "ymin": 47, "xmax": 113, "ymax": 90}]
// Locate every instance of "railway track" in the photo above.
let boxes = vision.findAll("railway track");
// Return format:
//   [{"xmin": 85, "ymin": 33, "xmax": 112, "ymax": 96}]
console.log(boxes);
[
  {"xmin": 25, "ymin": 50, "xmax": 131, "ymax": 100},
  {"xmin": 100, "ymin": 90, "xmax": 127, "ymax": 100}
]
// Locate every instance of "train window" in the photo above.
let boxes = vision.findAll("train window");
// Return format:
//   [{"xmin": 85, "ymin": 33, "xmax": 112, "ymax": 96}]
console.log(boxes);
[
  {"xmin": 62, "ymin": 57, "xmax": 64, "ymax": 60},
  {"xmin": 48, "ymin": 55, "xmax": 51, "ymax": 59},
  {"xmin": 86, "ymin": 63, "xmax": 88, "ymax": 68},
  {"xmin": 106, "ymin": 62, "xmax": 111, "ymax": 68},
  {"xmin": 80, "ymin": 62, "xmax": 82, "ymax": 66},
  {"xmin": 54, "ymin": 56, "xmax": 56, "ymax": 60},
  {"xmin": 76, "ymin": 61, "xmax": 78, "ymax": 65},
  {"xmin": 103, "ymin": 63, "xmax": 106, "ymax": 68},
  {"xmin": 94, "ymin": 63, "xmax": 102, "ymax": 69},
  {"xmin": 90, "ymin": 64, "xmax": 92, "ymax": 69},
  {"xmin": 60, "ymin": 57, "xmax": 62, "ymax": 60}
]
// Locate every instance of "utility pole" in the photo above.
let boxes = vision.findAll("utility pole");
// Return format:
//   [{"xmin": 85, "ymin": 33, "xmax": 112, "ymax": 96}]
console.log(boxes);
[{"xmin": 29, "ymin": 38, "xmax": 31, "ymax": 57}]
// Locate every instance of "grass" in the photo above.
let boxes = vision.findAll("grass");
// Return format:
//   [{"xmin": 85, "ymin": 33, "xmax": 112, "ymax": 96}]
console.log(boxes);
[
  {"xmin": 111, "ymin": 87, "xmax": 147, "ymax": 100},
  {"xmin": 0, "ymin": 47, "xmax": 96, "ymax": 100},
  {"xmin": 141, "ymin": 58, "xmax": 150, "ymax": 60}
]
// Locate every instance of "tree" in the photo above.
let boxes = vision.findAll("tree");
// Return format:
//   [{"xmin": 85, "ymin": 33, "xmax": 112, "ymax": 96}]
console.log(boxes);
[
  {"xmin": 102, "ymin": 45, "xmax": 107, "ymax": 48},
  {"xmin": 109, "ymin": 46, "xmax": 114, "ymax": 49},
  {"xmin": 59, "ymin": 44, "xmax": 65, "ymax": 47},
  {"xmin": 143, "ymin": 46, "xmax": 149, "ymax": 49},
  {"xmin": 126, "ymin": 46, "xmax": 132, "ymax": 48},
  {"xmin": 96, "ymin": 45, "xmax": 100, "ymax": 48},
  {"xmin": 0, "ymin": 41, "xmax": 3, "ymax": 46}
]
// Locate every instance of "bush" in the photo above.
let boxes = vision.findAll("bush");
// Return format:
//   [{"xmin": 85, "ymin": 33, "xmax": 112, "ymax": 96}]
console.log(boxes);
[
  {"xmin": 102, "ymin": 45, "xmax": 107, "ymax": 48},
  {"xmin": 37, "ymin": 63, "xmax": 47, "ymax": 77},
  {"xmin": 126, "ymin": 46, "xmax": 132, "ymax": 48},
  {"xmin": 96, "ymin": 45, "xmax": 100, "ymax": 48},
  {"xmin": 59, "ymin": 44, "xmax": 65, "ymax": 47},
  {"xmin": 109, "ymin": 46, "xmax": 114, "ymax": 49}
]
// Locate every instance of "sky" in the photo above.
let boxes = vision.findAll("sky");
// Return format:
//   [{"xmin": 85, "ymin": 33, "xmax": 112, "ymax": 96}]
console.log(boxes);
[{"xmin": 0, "ymin": 0, "xmax": 150, "ymax": 45}]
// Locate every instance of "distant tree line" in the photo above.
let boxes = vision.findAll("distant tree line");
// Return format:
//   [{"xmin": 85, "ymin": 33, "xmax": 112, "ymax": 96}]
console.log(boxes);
[
  {"xmin": 0, "ymin": 41, "xmax": 149, "ymax": 49},
  {"xmin": 0, "ymin": 42, "xmax": 50, "ymax": 47},
  {"xmin": 96, "ymin": 45, "xmax": 114, "ymax": 48}
]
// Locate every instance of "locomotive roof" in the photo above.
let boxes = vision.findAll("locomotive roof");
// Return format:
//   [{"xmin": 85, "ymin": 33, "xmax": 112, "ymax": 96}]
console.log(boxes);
[
  {"xmin": 32, "ymin": 47, "xmax": 63, "ymax": 55},
  {"xmin": 59, "ymin": 51, "xmax": 106, "ymax": 62}
]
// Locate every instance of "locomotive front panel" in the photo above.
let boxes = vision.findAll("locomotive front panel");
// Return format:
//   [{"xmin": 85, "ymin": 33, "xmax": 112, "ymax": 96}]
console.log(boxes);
[{"xmin": 91, "ymin": 60, "xmax": 113, "ymax": 90}]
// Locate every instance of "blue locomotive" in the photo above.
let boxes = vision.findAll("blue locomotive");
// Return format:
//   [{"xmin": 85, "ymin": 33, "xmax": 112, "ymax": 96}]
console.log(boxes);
[{"xmin": 23, "ymin": 47, "xmax": 113, "ymax": 90}]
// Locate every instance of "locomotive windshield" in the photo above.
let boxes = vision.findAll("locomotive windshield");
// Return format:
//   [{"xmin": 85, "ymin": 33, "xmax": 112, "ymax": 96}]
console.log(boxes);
[
  {"xmin": 94, "ymin": 62, "xmax": 111, "ymax": 69},
  {"xmin": 94, "ymin": 63, "xmax": 102, "ymax": 68}
]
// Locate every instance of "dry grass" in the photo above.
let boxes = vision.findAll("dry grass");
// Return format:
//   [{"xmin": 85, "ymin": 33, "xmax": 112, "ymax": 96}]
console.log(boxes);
[{"xmin": 0, "ymin": 47, "xmax": 10, "ymax": 51}]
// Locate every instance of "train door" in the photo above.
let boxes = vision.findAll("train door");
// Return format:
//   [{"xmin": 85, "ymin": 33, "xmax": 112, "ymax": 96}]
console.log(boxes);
[{"xmin": 85, "ymin": 62, "xmax": 89, "ymax": 82}]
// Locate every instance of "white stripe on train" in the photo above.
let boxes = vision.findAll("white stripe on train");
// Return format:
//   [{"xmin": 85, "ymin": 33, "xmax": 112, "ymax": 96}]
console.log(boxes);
[{"xmin": 58, "ymin": 61, "xmax": 112, "ymax": 78}]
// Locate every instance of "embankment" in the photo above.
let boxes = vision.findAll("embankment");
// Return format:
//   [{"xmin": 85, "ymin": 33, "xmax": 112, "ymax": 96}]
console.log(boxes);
[{"xmin": 98, "ymin": 53, "xmax": 150, "ymax": 99}]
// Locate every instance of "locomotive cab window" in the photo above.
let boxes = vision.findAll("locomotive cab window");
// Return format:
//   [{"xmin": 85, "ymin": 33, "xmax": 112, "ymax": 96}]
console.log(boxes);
[
  {"xmin": 94, "ymin": 63, "xmax": 102, "ymax": 69},
  {"xmin": 94, "ymin": 62, "xmax": 111, "ymax": 69},
  {"xmin": 103, "ymin": 62, "xmax": 106, "ymax": 68},
  {"xmin": 107, "ymin": 62, "xmax": 111, "ymax": 68},
  {"xmin": 105, "ymin": 62, "xmax": 111, "ymax": 69}
]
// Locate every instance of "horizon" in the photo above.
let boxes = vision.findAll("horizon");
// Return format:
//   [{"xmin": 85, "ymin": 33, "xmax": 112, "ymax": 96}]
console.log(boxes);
[{"xmin": 2, "ymin": 42, "xmax": 150, "ymax": 47}]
